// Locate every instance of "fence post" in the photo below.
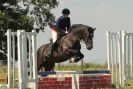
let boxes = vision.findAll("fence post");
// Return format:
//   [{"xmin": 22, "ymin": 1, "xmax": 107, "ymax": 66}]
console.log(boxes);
[
  {"xmin": 106, "ymin": 31, "xmax": 111, "ymax": 70},
  {"xmin": 7, "ymin": 30, "xmax": 38, "ymax": 89},
  {"xmin": 17, "ymin": 30, "xmax": 26, "ymax": 89},
  {"xmin": 121, "ymin": 31, "xmax": 126, "ymax": 87},
  {"xmin": 7, "ymin": 30, "xmax": 12, "ymax": 88},
  {"xmin": 107, "ymin": 31, "xmax": 127, "ymax": 87},
  {"xmin": 32, "ymin": 30, "xmax": 38, "ymax": 89}
]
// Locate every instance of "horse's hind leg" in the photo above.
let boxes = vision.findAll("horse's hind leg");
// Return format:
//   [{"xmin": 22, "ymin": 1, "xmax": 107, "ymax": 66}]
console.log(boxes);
[
  {"xmin": 43, "ymin": 62, "xmax": 55, "ymax": 71},
  {"xmin": 38, "ymin": 62, "xmax": 44, "ymax": 72}
]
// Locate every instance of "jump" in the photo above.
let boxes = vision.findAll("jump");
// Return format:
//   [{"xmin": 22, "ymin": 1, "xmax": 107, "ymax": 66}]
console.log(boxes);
[{"xmin": 37, "ymin": 24, "xmax": 95, "ymax": 71}]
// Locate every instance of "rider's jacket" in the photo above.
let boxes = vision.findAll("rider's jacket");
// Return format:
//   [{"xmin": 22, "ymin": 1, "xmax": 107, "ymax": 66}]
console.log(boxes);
[{"xmin": 56, "ymin": 16, "xmax": 71, "ymax": 34}]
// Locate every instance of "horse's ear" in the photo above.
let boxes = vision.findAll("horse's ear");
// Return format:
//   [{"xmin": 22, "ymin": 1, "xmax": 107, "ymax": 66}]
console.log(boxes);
[{"xmin": 93, "ymin": 28, "xmax": 96, "ymax": 31}]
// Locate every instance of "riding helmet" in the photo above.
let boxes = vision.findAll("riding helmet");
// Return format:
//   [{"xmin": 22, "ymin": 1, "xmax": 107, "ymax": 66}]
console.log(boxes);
[{"xmin": 62, "ymin": 8, "xmax": 70, "ymax": 15}]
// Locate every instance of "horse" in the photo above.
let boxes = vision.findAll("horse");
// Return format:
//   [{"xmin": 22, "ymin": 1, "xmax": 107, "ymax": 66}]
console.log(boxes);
[{"xmin": 37, "ymin": 24, "xmax": 95, "ymax": 71}]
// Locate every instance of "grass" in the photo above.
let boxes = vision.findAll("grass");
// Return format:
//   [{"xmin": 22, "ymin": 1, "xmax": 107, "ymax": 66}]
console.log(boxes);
[
  {"xmin": 0, "ymin": 66, "xmax": 7, "ymax": 78},
  {"xmin": 54, "ymin": 62, "xmax": 108, "ymax": 71}
]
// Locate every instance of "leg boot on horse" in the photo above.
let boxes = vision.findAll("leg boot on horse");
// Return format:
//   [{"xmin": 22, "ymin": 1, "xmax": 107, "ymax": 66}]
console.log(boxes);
[
  {"xmin": 69, "ymin": 51, "xmax": 84, "ymax": 63},
  {"xmin": 74, "ymin": 53, "xmax": 84, "ymax": 62}
]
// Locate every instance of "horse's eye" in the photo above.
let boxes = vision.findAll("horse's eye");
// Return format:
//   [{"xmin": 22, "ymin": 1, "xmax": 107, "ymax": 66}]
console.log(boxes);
[
  {"xmin": 91, "ymin": 34, "xmax": 93, "ymax": 37},
  {"xmin": 89, "ymin": 33, "xmax": 93, "ymax": 38}
]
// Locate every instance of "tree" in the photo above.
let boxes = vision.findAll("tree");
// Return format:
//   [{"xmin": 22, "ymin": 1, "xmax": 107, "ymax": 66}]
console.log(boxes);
[{"xmin": 0, "ymin": 0, "xmax": 58, "ymax": 60}]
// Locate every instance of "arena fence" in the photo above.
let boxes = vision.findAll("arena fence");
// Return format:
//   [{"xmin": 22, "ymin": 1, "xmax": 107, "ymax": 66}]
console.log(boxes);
[{"xmin": 107, "ymin": 31, "xmax": 133, "ymax": 87}]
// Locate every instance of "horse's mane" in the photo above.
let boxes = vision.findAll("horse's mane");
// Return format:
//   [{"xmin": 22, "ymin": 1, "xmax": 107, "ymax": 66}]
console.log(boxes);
[
  {"xmin": 68, "ymin": 24, "xmax": 83, "ymax": 32},
  {"xmin": 68, "ymin": 24, "xmax": 91, "ymax": 33}
]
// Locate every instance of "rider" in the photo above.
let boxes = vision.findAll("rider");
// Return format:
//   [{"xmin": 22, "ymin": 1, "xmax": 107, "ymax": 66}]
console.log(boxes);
[
  {"xmin": 46, "ymin": 8, "xmax": 71, "ymax": 58},
  {"xmin": 56, "ymin": 8, "xmax": 71, "ymax": 41}
]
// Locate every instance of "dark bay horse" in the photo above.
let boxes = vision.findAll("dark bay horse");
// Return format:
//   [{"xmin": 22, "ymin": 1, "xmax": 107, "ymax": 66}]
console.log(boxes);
[{"xmin": 37, "ymin": 24, "xmax": 95, "ymax": 71}]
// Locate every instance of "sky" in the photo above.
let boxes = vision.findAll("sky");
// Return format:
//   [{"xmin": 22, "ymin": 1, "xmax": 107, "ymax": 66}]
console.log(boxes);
[{"xmin": 37, "ymin": 0, "xmax": 133, "ymax": 64}]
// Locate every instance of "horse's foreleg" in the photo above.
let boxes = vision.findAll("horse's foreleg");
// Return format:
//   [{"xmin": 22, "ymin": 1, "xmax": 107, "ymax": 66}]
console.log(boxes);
[
  {"xmin": 73, "ymin": 51, "xmax": 84, "ymax": 62},
  {"xmin": 74, "ymin": 53, "xmax": 84, "ymax": 62}
]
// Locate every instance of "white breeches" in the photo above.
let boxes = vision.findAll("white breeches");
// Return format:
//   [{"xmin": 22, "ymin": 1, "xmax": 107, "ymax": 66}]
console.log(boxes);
[{"xmin": 52, "ymin": 30, "xmax": 57, "ymax": 43}]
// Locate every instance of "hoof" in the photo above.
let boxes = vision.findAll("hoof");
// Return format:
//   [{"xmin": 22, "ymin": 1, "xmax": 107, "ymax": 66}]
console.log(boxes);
[
  {"xmin": 69, "ymin": 57, "xmax": 82, "ymax": 63},
  {"xmin": 74, "ymin": 58, "xmax": 82, "ymax": 62}
]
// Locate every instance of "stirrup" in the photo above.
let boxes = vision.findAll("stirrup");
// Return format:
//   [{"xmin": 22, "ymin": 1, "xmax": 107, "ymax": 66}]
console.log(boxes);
[
  {"xmin": 45, "ymin": 50, "xmax": 52, "ymax": 58},
  {"xmin": 46, "ymin": 52, "xmax": 51, "ymax": 57}
]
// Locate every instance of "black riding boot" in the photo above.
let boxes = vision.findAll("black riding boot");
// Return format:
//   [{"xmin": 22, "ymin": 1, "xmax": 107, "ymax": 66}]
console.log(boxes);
[
  {"xmin": 52, "ymin": 41, "xmax": 58, "ymax": 51},
  {"xmin": 45, "ymin": 41, "xmax": 58, "ymax": 59}
]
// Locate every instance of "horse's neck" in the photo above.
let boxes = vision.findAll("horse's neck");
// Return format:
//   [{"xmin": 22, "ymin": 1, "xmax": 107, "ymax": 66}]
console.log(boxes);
[{"xmin": 70, "ymin": 29, "xmax": 83, "ymax": 40}]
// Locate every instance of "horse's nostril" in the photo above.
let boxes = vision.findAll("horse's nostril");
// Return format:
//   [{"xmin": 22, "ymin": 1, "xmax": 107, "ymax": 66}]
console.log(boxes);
[{"xmin": 87, "ymin": 46, "xmax": 93, "ymax": 50}]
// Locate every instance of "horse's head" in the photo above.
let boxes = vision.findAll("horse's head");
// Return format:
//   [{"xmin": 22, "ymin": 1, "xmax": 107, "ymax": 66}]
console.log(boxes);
[
  {"xmin": 68, "ymin": 24, "xmax": 95, "ymax": 50},
  {"xmin": 83, "ymin": 26, "xmax": 95, "ymax": 50}
]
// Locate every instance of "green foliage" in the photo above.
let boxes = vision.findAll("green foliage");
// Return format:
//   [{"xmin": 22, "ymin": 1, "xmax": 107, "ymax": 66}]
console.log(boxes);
[
  {"xmin": 0, "ymin": 0, "xmax": 58, "ymax": 60},
  {"xmin": 23, "ymin": 0, "xmax": 59, "ymax": 31},
  {"xmin": 0, "ymin": 0, "xmax": 58, "ymax": 31}
]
